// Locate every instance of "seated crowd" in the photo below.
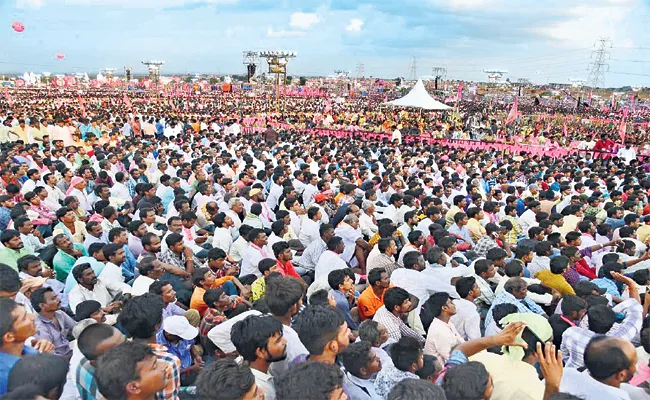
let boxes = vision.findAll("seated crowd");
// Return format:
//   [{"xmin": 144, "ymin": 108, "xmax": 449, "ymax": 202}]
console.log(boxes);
[{"xmin": 1, "ymin": 112, "xmax": 650, "ymax": 400}]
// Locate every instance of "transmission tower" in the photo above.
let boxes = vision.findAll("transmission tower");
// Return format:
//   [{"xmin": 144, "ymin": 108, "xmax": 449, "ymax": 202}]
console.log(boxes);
[
  {"xmin": 587, "ymin": 37, "xmax": 612, "ymax": 88},
  {"xmin": 408, "ymin": 57, "xmax": 418, "ymax": 81},
  {"xmin": 355, "ymin": 63, "xmax": 365, "ymax": 79}
]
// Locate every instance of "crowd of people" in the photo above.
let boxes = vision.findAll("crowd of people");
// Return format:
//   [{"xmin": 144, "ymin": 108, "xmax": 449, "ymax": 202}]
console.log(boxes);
[{"xmin": 0, "ymin": 87, "xmax": 650, "ymax": 400}]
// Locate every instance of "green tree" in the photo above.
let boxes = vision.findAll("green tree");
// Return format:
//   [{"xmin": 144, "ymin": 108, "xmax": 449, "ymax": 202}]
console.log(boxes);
[{"xmin": 299, "ymin": 76, "xmax": 307, "ymax": 86}]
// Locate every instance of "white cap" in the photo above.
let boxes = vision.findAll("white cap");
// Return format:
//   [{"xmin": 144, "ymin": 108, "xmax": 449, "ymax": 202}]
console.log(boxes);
[{"xmin": 162, "ymin": 316, "xmax": 199, "ymax": 340}]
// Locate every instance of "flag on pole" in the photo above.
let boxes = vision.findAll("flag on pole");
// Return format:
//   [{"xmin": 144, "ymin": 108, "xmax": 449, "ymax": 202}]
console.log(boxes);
[
  {"xmin": 619, "ymin": 107, "xmax": 629, "ymax": 142},
  {"xmin": 562, "ymin": 121, "xmax": 568, "ymax": 137},
  {"xmin": 77, "ymin": 95, "xmax": 87, "ymax": 118},
  {"xmin": 4, "ymin": 87, "xmax": 13, "ymax": 108},
  {"xmin": 506, "ymin": 97, "xmax": 518, "ymax": 125},
  {"xmin": 457, "ymin": 83, "xmax": 463, "ymax": 101},
  {"xmin": 588, "ymin": 89, "xmax": 593, "ymax": 105},
  {"xmin": 123, "ymin": 93, "xmax": 132, "ymax": 108},
  {"xmin": 611, "ymin": 92, "xmax": 616, "ymax": 110}
]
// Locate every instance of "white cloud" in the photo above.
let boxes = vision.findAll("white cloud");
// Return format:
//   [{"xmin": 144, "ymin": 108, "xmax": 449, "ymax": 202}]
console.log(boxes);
[
  {"xmin": 531, "ymin": 1, "xmax": 638, "ymax": 48},
  {"xmin": 15, "ymin": 0, "xmax": 44, "ymax": 9},
  {"xmin": 289, "ymin": 12, "xmax": 319, "ymax": 30},
  {"xmin": 430, "ymin": 0, "xmax": 491, "ymax": 11},
  {"xmin": 15, "ymin": 0, "xmax": 238, "ymax": 9},
  {"xmin": 267, "ymin": 26, "xmax": 305, "ymax": 38},
  {"xmin": 345, "ymin": 18, "xmax": 364, "ymax": 32}
]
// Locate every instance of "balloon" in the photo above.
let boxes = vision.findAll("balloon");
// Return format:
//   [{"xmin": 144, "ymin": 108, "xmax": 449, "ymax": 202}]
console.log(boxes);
[
  {"xmin": 12, "ymin": 21, "xmax": 24, "ymax": 33},
  {"xmin": 56, "ymin": 53, "xmax": 65, "ymax": 60}
]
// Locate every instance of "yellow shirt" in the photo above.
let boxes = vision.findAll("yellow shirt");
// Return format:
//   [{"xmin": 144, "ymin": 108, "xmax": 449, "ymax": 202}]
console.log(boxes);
[
  {"xmin": 638, "ymin": 225, "xmax": 650, "ymax": 244},
  {"xmin": 470, "ymin": 351, "xmax": 544, "ymax": 400},
  {"xmin": 445, "ymin": 205, "xmax": 462, "ymax": 229},
  {"xmin": 467, "ymin": 218, "xmax": 486, "ymax": 242},
  {"xmin": 535, "ymin": 270, "xmax": 575, "ymax": 295}
]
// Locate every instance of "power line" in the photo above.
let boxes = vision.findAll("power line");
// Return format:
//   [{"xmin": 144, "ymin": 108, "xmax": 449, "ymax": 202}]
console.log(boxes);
[
  {"xmin": 408, "ymin": 57, "xmax": 417, "ymax": 81},
  {"xmin": 609, "ymin": 71, "xmax": 650, "ymax": 77},
  {"xmin": 610, "ymin": 59, "xmax": 650, "ymax": 63},
  {"xmin": 587, "ymin": 37, "xmax": 612, "ymax": 88}
]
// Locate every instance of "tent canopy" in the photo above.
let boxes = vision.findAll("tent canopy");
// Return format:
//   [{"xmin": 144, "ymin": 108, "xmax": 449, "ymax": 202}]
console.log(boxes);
[{"xmin": 383, "ymin": 79, "xmax": 451, "ymax": 110}]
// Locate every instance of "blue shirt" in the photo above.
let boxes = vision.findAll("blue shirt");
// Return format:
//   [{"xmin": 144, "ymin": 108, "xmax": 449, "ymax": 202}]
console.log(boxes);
[
  {"xmin": 329, "ymin": 289, "xmax": 359, "ymax": 330},
  {"xmin": 0, "ymin": 346, "xmax": 39, "ymax": 395},
  {"xmin": 155, "ymin": 331, "xmax": 193, "ymax": 370},
  {"xmin": 448, "ymin": 224, "xmax": 475, "ymax": 246},
  {"xmin": 591, "ymin": 277, "xmax": 622, "ymax": 297},
  {"xmin": 0, "ymin": 206, "xmax": 11, "ymax": 232},
  {"xmin": 122, "ymin": 245, "xmax": 137, "ymax": 281}
]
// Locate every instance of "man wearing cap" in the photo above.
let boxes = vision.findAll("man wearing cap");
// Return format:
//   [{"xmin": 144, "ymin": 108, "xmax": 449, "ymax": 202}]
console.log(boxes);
[{"xmin": 157, "ymin": 315, "xmax": 203, "ymax": 385}]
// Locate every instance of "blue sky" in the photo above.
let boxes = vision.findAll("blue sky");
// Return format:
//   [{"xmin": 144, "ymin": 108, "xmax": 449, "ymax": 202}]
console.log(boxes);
[{"xmin": 2, "ymin": 0, "xmax": 650, "ymax": 87}]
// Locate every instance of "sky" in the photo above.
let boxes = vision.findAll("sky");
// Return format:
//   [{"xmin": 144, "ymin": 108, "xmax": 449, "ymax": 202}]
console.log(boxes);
[{"xmin": 1, "ymin": 0, "xmax": 650, "ymax": 87}]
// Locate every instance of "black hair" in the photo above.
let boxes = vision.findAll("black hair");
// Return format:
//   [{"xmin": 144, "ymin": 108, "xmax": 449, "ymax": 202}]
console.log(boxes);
[
  {"xmin": 0, "ymin": 263, "xmax": 21, "ymax": 292},
  {"xmin": 391, "ymin": 336, "xmax": 422, "ymax": 372},
  {"xmin": 196, "ymin": 357, "xmax": 256, "ymax": 400},
  {"xmin": 293, "ymin": 305, "xmax": 346, "ymax": 355},
  {"xmin": 265, "ymin": 276, "xmax": 304, "ymax": 317},
  {"xmin": 231, "ymin": 315, "xmax": 284, "ymax": 362},
  {"xmin": 7, "ymin": 353, "xmax": 69, "ymax": 397},
  {"xmin": 74, "ymin": 300, "xmax": 103, "ymax": 321},
  {"xmin": 455, "ymin": 276, "xmax": 476, "ymax": 299},
  {"xmin": 587, "ymin": 305, "xmax": 616, "ymax": 334},
  {"xmin": 77, "ymin": 323, "xmax": 120, "ymax": 361},
  {"xmin": 95, "ymin": 341, "xmax": 156, "ymax": 400},
  {"xmin": 442, "ymin": 361, "xmax": 490, "ymax": 400},
  {"xmin": 275, "ymin": 361, "xmax": 344, "ymax": 400},
  {"xmin": 340, "ymin": 340, "xmax": 374, "ymax": 378},
  {"xmin": 328, "ymin": 269, "xmax": 348, "ymax": 291},
  {"xmin": 584, "ymin": 336, "xmax": 632, "ymax": 380},
  {"xmin": 388, "ymin": 379, "xmax": 446, "ymax": 400},
  {"xmin": 383, "ymin": 287, "xmax": 411, "ymax": 313},
  {"xmin": 116, "ymin": 293, "xmax": 164, "ymax": 339},
  {"xmin": 30, "ymin": 287, "xmax": 54, "ymax": 313}
]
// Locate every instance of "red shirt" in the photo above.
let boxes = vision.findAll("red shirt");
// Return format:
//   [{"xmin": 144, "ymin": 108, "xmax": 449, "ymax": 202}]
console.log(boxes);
[
  {"xmin": 575, "ymin": 259, "xmax": 597, "ymax": 280},
  {"xmin": 276, "ymin": 259, "xmax": 301, "ymax": 278}
]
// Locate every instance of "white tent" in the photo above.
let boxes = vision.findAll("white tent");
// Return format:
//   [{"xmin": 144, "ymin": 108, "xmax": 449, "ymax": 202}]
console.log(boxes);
[{"xmin": 383, "ymin": 79, "xmax": 451, "ymax": 110}]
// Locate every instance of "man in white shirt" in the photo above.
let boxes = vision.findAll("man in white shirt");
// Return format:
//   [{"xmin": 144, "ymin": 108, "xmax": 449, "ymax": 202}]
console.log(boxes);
[
  {"xmin": 42, "ymin": 173, "xmax": 65, "ymax": 211},
  {"xmin": 230, "ymin": 314, "xmax": 286, "ymax": 400},
  {"xmin": 315, "ymin": 236, "xmax": 349, "ymax": 280},
  {"xmin": 390, "ymin": 252, "xmax": 459, "ymax": 312},
  {"xmin": 212, "ymin": 212, "xmax": 234, "ymax": 255},
  {"xmin": 110, "ymin": 172, "xmax": 132, "ymax": 203},
  {"xmin": 359, "ymin": 200, "xmax": 378, "ymax": 239},
  {"xmin": 130, "ymin": 257, "xmax": 164, "ymax": 296},
  {"xmin": 298, "ymin": 207, "xmax": 321, "ymax": 245},
  {"xmin": 560, "ymin": 336, "xmax": 639, "ymax": 400},
  {"xmin": 240, "ymin": 228, "xmax": 271, "ymax": 279},
  {"xmin": 449, "ymin": 276, "xmax": 482, "ymax": 341},
  {"xmin": 21, "ymin": 169, "xmax": 42, "ymax": 194},
  {"xmin": 68, "ymin": 263, "xmax": 126, "ymax": 312},
  {"xmin": 520, "ymin": 200, "xmax": 541, "ymax": 236}
]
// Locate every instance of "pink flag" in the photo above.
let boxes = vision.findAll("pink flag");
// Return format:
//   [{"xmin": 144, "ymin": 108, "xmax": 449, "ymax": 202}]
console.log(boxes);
[
  {"xmin": 457, "ymin": 83, "xmax": 463, "ymax": 101},
  {"xmin": 611, "ymin": 92, "xmax": 616, "ymax": 110},
  {"xmin": 506, "ymin": 97, "xmax": 518, "ymax": 125},
  {"xmin": 588, "ymin": 90, "xmax": 593, "ymax": 105},
  {"xmin": 4, "ymin": 87, "xmax": 13, "ymax": 108},
  {"xmin": 562, "ymin": 121, "xmax": 568, "ymax": 137},
  {"xmin": 123, "ymin": 93, "xmax": 132, "ymax": 108},
  {"xmin": 619, "ymin": 107, "xmax": 629, "ymax": 142},
  {"xmin": 77, "ymin": 95, "xmax": 87, "ymax": 118}
]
